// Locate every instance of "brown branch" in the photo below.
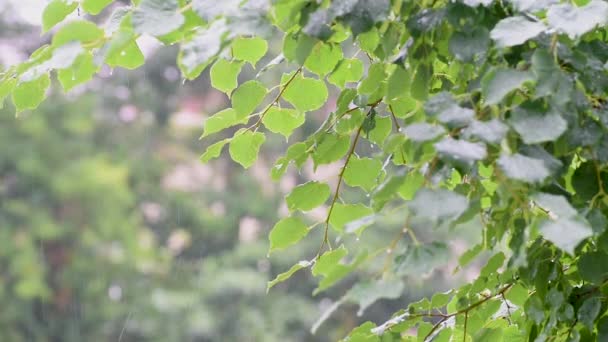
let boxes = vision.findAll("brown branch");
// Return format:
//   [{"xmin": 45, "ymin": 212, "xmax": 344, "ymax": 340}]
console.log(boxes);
[{"xmin": 317, "ymin": 101, "xmax": 381, "ymax": 256}]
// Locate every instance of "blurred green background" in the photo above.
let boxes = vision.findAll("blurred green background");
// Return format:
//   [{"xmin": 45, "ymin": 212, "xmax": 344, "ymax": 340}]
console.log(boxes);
[{"xmin": 0, "ymin": 2, "xmax": 480, "ymax": 341}]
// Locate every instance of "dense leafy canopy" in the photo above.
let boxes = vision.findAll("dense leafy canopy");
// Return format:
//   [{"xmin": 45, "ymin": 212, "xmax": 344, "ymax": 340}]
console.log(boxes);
[{"xmin": 5, "ymin": 0, "xmax": 608, "ymax": 340}]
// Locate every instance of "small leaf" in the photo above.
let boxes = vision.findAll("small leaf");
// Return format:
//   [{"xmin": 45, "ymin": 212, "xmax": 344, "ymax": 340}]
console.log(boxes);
[
  {"xmin": 490, "ymin": 16, "xmax": 546, "ymax": 48},
  {"xmin": 539, "ymin": 218, "xmax": 593, "ymax": 255},
  {"xmin": 285, "ymin": 181, "xmax": 331, "ymax": 212},
  {"xmin": 178, "ymin": 22, "xmax": 226, "ymax": 79},
  {"xmin": 202, "ymin": 108, "xmax": 246, "ymax": 138},
  {"xmin": 269, "ymin": 216, "xmax": 310, "ymax": 253},
  {"xmin": 52, "ymin": 20, "xmax": 104, "ymax": 46},
  {"xmin": 409, "ymin": 189, "xmax": 469, "ymax": 224},
  {"xmin": 434, "ymin": 138, "xmax": 487, "ymax": 167},
  {"xmin": 578, "ymin": 251, "xmax": 608, "ymax": 284},
  {"xmin": 547, "ymin": 0, "xmax": 608, "ymax": 39},
  {"xmin": 481, "ymin": 67, "xmax": 533, "ymax": 105},
  {"xmin": 329, "ymin": 203, "xmax": 373, "ymax": 232},
  {"xmin": 267, "ymin": 260, "xmax": 312, "ymax": 291},
  {"xmin": 57, "ymin": 52, "xmax": 99, "ymax": 90},
  {"xmin": 232, "ymin": 36, "xmax": 268, "ymax": 66},
  {"xmin": 12, "ymin": 74, "xmax": 51, "ymax": 113},
  {"xmin": 311, "ymin": 133, "xmax": 350, "ymax": 166},
  {"xmin": 498, "ymin": 153, "xmax": 550, "ymax": 183},
  {"xmin": 480, "ymin": 252, "xmax": 505, "ymax": 277},
  {"xmin": 510, "ymin": 106, "xmax": 567, "ymax": 144},
  {"xmin": 132, "ymin": 0, "xmax": 185, "ymax": 37},
  {"xmin": 328, "ymin": 58, "xmax": 364, "ymax": 88},
  {"xmin": 42, "ymin": 0, "xmax": 78, "ymax": 32},
  {"xmin": 210, "ymin": 58, "xmax": 243, "ymax": 94},
  {"xmin": 403, "ymin": 123, "xmax": 446, "ymax": 142},
  {"xmin": 262, "ymin": 108, "xmax": 305, "ymax": 138},
  {"xmin": 283, "ymin": 74, "xmax": 328, "ymax": 112},
  {"xmin": 231, "ymin": 80, "xmax": 267, "ymax": 117},
  {"xmin": 534, "ymin": 193, "xmax": 578, "ymax": 219},
  {"xmin": 578, "ymin": 297, "xmax": 602, "ymax": 330},
  {"xmin": 105, "ymin": 38, "xmax": 145, "ymax": 70},
  {"xmin": 343, "ymin": 156, "xmax": 383, "ymax": 192},
  {"xmin": 463, "ymin": 119, "xmax": 508, "ymax": 144},
  {"xmin": 228, "ymin": 130, "xmax": 265, "ymax": 168},
  {"xmin": 200, "ymin": 139, "xmax": 230, "ymax": 163},
  {"xmin": 304, "ymin": 42, "xmax": 343, "ymax": 76},
  {"xmin": 312, "ymin": 246, "xmax": 347, "ymax": 276}
]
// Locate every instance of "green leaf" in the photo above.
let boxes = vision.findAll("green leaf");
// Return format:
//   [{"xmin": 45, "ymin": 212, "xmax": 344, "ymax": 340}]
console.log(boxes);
[
  {"xmin": 283, "ymin": 74, "xmax": 328, "ymax": 112},
  {"xmin": 481, "ymin": 68, "xmax": 533, "ymax": 105},
  {"xmin": 449, "ymin": 27, "xmax": 490, "ymax": 62},
  {"xmin": 403, "ymin": 123, "xmax": 446, "ymax": 142},
  {"xmin": 210, "ymin": 59, "xmax": 243, "ymax": 94},
  {"xmin": 394, "ymin": 242, "xmax": 449, "ymax": 276},
  {"xmin": 372, "ymin": 173, "xmax": 407, "ymax": 211},
  {"xmin": 312, "ymin": 133, "xmax": 350, "ymax": 166},
  {"xmin": 0, "ymin": 77, "xmax": 17, "ymax": 109},
  {"xmin": 510, "ymin": 105, "xmax": 567, "ymax": 144},
  {"xmin": 202, "ymin": 108, "xmax": 247, "ymax": 138},
  {"xmin": 510, "ymin": 0, "xmax": 557, "ymax": 12},
  {"xmin": 231, "ymin": 80, "xmax": 267, "ymax": 117},
  {"xmin": 409, "ymin": 189, "xmax": 469, "ymax": 224},
  {"xmin": 105, "ymin": 38, "xmax": 145, "ymax": 70},
  {"xmin": 328, "ymin": 203, "xmax": 373, "ymax": 232},
  {"xmin": 200, "ymin": 139, "xmax": 230, "ymax": 163},
  {"xmin": 434, "ymin": 138, "xmax": 487, "ymax": 168},
  {"xmin": 539, "ymin": 217, "xmax": 592, "ymax": 255},
  {"xmin": 334, "ymin": 0, "xmax": 390, "ymax": 36},
  {"xmin": 57, "ymin": 52, "xmax": 99, "ymax": 91},
  {"xmin": 497, "ymin": 153, "xmax": 550, "ymax": 183},
  {"xmin": 82, "ymin": 0, "xmax": 113, "ymax": 15},
  {"xmin": 312, "ymin": 246, "xmax": 348, "ymax": 276},
  {"xmin": 304, "ymin": 42, "xmax": 343, "ymax": 76},
  {"xmin": 533, "ymin": 193, "xmax": 578, "ymax": 219},
  {"xmin": 267, "ymin": 260, "xmax": 312, "ymax": 291},
  {"xmin": 397, "ymin": 171, "xmax": 425, "ymax": 200},
  {"xmin": 547, "ymin": 0, "xmax": 608, "ymax": 39},
  {"xmin": 268, "ymin": 216, "xmax": 310, "ymax": 253},
  {"xmin": 262, "ymin": 108, "xmax": 305, "ymax": 138},
  {"xmin": 12, "ymin": 74, "xmax": 51, "ymax": 113},
  {"xmin": 578, "ymin": 297, "xmax": 602, "ymax": 330},
  {"xmin": 178, "ymin": 22, "xmax": 226, "ymax": 79},
  {"xmin": 578, "ymin": 251, "xmax": 608, "ymax": 284},
  {"xmin": 228, "ymin": 130, "xmax": 265, "ymax": 168},
  {"xmin": 480, "ymin": 252, "xmax": 505, "ymax": 277},
  {"xmin": 410, "ymin": 63, "xmax": 430, "ymax": 101},
  {"xmin": 132, "ymin": 0, "xmax": 185, "ymax": 36},
  {"xmin": 358, "ymin": 63, "xmax": 386, "ymax": 95},
  {"xmin": 572, "ymin": 162, "xmax": 601, "ymax": 202},
  {"xmin": 285, "ymin": 181, "xmax": 331, "ymax": 212},
  {"xmin": 386, "ymin": 66, "xmax": 410, "ymax": 101},
  {"xmin": 52, "ymin": 20, "xmax": 105, "ymax": 46},
  {"xmin": 232, "ymin": 37, "xmax": 268, "ymax": 66},
  {"xmin": 343, "ymin": 157, "xmax": 383, "ymax": 192},
  {"xmin": 192, "ymin": 0, "xmax": 240, "ymax": 20},
  {"xmin": 347, "ymin": 279, "xmax": 404, "ymax": 315},
  {"xmin": 463, "ymin": 119, "xmax": 508, "ymax": 144},
  {"xmin": 328, "ymin": 58, "xmax": 364, "ymax": 88},
  {"xmin": 42, "ymin": 0, "xmax": 78, "ymax": 33},
  {"xmin": 490, "ymin": 16, "xmax": 546, "ymax": 48}
]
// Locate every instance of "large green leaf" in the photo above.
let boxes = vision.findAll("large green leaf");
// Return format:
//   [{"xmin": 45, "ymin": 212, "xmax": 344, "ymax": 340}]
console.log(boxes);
[
  {"xmin": 269, "ymin": 216, "xmax": 310, "ymax": 253},
  {"xmin": 509, "ymin": 105, "xmax": 567, "ymax": 144},
  {"xmin": 434, "ymin": 138, "xmax": 487, "ymax": 167},
  {"xmin": 42, "ymin": 0, "xmax": 78, "ymax": 32},
  {"xmin": 497, "ymin": 153, "xmax": 550, "ymax": 183},
  {"xmin": 210, "ymin": 59, "xmax": 243, "ymax": 94},
  {"xmin": 346, "ymin": 280, "xmax": 404, "ymax": 315},
  {"xmin": 490, "ymin": 16, "xmax": 546, "ymax": 48},
  {"xmin": 547, "ymin": 0, "xmax": 608, "ymax": 39},
  {"xmin": 481, "ymin": 68, "xmax": 533, "ymax": 105},
  {"xmin": 328, "ymin": 203, "xmax": 374, "ymax": 232},
  {"xmin": 178, "ymin": 22, "xmax": 226, "ymax": 79},
  {"xmin": 261, "ymin": 108, "xmax": 305, "ymax": 138},
  {"xmin": 539, "ymin": 218, "xmax": 592, "ymax": 255},
  {"xmin": 283, "ymin": 74, "xmax": 328, "ymax": 112},
  {"xmin": 231, "ymin": 80, "xmax": 268, "ymax": 117},
  {"xmin": 232, "ymin": 37, "xmax": 268, "ymax": 66},
  {"xmin": 285, "ymin": 181, "xmax": 331, "ymax": 212},
  {"xmin": 343, "ymin": 157, "xmax": 383, "ymax": 192},
  {"xmin": 228, "ymin": 130, "xmax": 265, "ymax": 168},
  {"xmin": 12, "ymin": 75, "xmax": 51, "ymax": 112}
]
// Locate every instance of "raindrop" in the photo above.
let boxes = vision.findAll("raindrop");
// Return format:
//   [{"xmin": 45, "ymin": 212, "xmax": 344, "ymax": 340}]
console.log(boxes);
[
  {"xmin": 71, "ymin": 75, "xmax": 76, "ymax": 81},
  {"xmin": 398, "ymin": 127, "xmax": 402, "ymax": 132},
  {"xmin": 109, "ymin": 69, "xmax": 114, "ymax": 76},
  {"xmin": 120, "ymin": 51, "xmax": 126, "ymax": 56},
  {"xmin": 355, "ymin": 237, "xmax": 360, "ymax": 242},
  {"xmin": 386, "ymin": 248, "xmax": 392, "ymax": 254},
  {"xmin": 181, "ymin": 78, "xmax": 187, "ymax": 85},
  {"xmin": 370, "ymin": 143, "xmax": 375, "ymax": 148},
  {"xmin": 365, "ymin": 193, "xmax": 370, "ymax": 198}
]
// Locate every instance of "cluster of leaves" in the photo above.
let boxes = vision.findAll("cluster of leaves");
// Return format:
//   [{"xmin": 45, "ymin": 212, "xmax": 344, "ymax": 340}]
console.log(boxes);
[{"xmin": 5, "ymin": 0, "xmax": 608, "ymax": 340}]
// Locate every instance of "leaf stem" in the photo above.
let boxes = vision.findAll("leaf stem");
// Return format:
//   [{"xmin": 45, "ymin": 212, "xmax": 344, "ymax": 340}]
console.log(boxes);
[{"xmin": 251, "ymin": 67, "xmax": 302, "ymax": 132}]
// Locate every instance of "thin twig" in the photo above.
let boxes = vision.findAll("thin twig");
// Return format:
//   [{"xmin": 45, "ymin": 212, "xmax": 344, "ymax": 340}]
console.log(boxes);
[{"xmin": 251, "ymin": 67, "xmax": 302, "ymax": 132}]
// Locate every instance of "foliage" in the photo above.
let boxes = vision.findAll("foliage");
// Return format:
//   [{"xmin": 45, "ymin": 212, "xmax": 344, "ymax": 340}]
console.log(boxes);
[{"xmin": 5, "ymin": 0, "xmax": 608, "ymax": 340}]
